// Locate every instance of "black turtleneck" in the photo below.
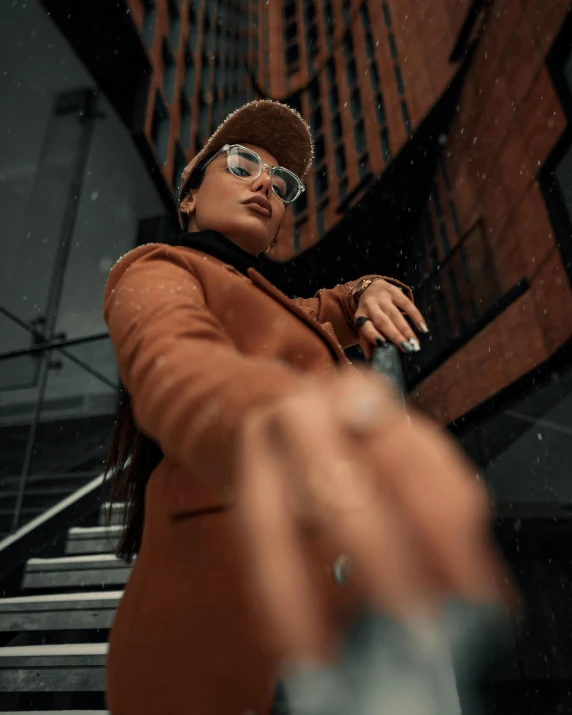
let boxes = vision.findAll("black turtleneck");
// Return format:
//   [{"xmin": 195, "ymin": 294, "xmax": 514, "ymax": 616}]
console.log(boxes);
[{"xmin": 172, "ymin": 229, "xmax": 264, "ymax": 277}]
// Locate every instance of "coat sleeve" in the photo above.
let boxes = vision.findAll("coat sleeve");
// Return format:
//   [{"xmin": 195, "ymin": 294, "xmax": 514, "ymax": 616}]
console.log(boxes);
[
  {"xmin": 103, "ymin": 245, "xmax": 307, "ymax": 491},
  {"xmin": 292, "ymin": 275, "xmax": 414, "ymax": 350}
]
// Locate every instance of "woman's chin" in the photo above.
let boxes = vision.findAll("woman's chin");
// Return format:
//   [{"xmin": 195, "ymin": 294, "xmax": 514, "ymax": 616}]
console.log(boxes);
[{"xmin": 225, "ymin": 220, "xmax": 273, "ymax": 253}]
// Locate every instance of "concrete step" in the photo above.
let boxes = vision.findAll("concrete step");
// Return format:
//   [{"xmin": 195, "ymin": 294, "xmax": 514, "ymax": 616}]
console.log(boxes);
[
  {"xmin": 0, "ymin": 591, "xmax": 123, "ymax": 632},
  {"xmin": 0, "ymin": 643, "xmax": 107, "ymax": 691},
  {"xmin": 65, "ymin": 525, "xmax": 122, "ymax": 555},
  {"xmin": 23, "ymin": 555, "xmax": 133, "ymax": 591},
  {"xmin": 98, "ymin": 503, "xmax": 125, "ymax": 527}
]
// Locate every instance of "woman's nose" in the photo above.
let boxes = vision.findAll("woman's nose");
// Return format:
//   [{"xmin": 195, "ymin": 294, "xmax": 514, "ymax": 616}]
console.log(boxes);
[{"xmin": 251, "ymin": 167, "xmax": 273, "ymax": 195}]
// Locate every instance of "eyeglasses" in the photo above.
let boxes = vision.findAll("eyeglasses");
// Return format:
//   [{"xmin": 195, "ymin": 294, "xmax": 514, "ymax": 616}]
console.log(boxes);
[{"xmin": 201, "ymin": 144, "xmax": 306, "ymax": 204}]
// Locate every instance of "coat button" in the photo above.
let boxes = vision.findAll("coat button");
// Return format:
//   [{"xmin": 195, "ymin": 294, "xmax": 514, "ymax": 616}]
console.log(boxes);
[{"xmin": 332, "ymin": 554, "xmax": 351, "ymax": 585}]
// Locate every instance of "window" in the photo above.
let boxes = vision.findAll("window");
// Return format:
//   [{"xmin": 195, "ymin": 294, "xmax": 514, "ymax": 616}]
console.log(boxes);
[
  {"xmin": 194, "ymin": 131, "xmax": 203, "ymax": 155},
  {"xmin": 375, "ymin": 93, "xmax": 386, "ymax": 124},
  {"xmin": 369, "ymin": 62, "xmax": 380, "ymax": 92},
  {"xmin": 354, "ymin": 119, "xmax": 366, "ymax": 155},
  {"xmin": 201, "ymin": 51, "xmax": 211, "ymax": 89},
  {"xmin": 359, "ymin": 4, "xmax": 370, "ymax": 31},
  {"xmin": 350, "ymin": 87, "xmax": 362, "ymax": 120},
  {"xmin": 184, "ymin": 46, "xmax": 196, "ymax": 96},
  {"xmin": 401, "ymin": 101, "xmax": 412, "ymax": 134},
  {"xmin": 172, "ymin": 141, "xmax": 187, "ymax": 196},
  {"xmin": 308, "ymin": 78, "xmax": 320, "ymax": 106},
  {"xmin": 167, "ymin": 0, "xmax": 181, "ymax": 49},
  {"xmin": 292, "ymin": 188, "xmax": 308, "ymax": 217},
  {"xmin": 315, "ymin": 135, "xmax": 326, "ymax": 163},
  {"xmin": 188, "ymin": 4, "xmax": 198, "ymax": 46},
  {"xmin": 335, "ymin": 145, "xmax": 346, "ymax": 177},
  {"xmin": 289, "ymin": 93, "xmax": 302, "ymax": 115},
  {"xmin": 285, "ymin": 23, "xmax": 297, "ymax": 41},
  {"xmin": 198, "ymin": 92, "xmax": 208, "ymax": 138},
  {"xmin": 328, "ymin": 85, "xmax": 339, "ymax": 112},
  {"xmin": 294, "ymin": 217, "xmax": 307, "ymax": 254},
  {"xmin": 284, "ymin": 0, "xmax": 296, "ymax": 20},
  {"xmin": 380, "ymin": 128, "xmax": 391, "ymax": 164},
  {"xmin": 358, "ymin": 153, "xmax": 369, "ymax": 180},
  {"xmin": 342, "ymin": 30, "xmax": 353, "ymax": 60},
  {"xmin": 331, "ymin": 113, "xmax": 342, "ymax": 143},
  {"xmin": 306, "ymin": 24, "xmax": 318, "ymax": 62},
  {"xmin": 322, "ymin": 0, "xmax": 334, "ymax": 51},
  {"xmin": 286, "ymin": 44, "xmax": 300, "ymax": 64},
  {"xmin": 142, "ymin": 0, "xmax": 157, "ymax": 49},
  {"xmin": 382, "ymin": 2, "xmax": 392, "ymax": 28},
  {"xmin": 388, "ymin": 33, "xmax": 398, "ymax": 60},
  {"xmin": 394, "ymin": 65, "xmax": 405, "ymax": 95},
  {"xmin": 162, "ymin": 39, "xmax": 176, "ymax": 103},
  {"xmin": 346, "ymin": 59, "xmax": 357, "ymax": 88},
  {"xmin": 310, "ymin": 105, "xmax": 323, "ymax": 132},
  {"xmin": 326, "ymin": 57, "xmax": 336, "ymax": 85},
  {"xmin": 316, "ymin": 200, "xmax": 328, "ymax": 237},
  {"xmin": 314, "ymin": 166, "xmax": 329, "ymax": 198},
  {"xmin": 304, "ymin": 2, "xmax": 316, "ymax": 23},
  {"xmin": 180, "ymin": 90, "xmax": 191, "ymax": 148},
  {"xmin": 364, "ymin": 32, "xmax": 375, "ymax": 61},
  {"xmin": 151, "ymin": 90, "xmax": 170, "ymax": 165},
  {"xmin": 342, "ymin": 0, "xmax": 351, "ymax": 24}
]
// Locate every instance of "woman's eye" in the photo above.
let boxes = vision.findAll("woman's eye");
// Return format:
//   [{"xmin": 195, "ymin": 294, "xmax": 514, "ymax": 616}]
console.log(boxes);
[
  {"xmin": 232, "ymin": 165, "xmax": 252, "ymax": 177},
  {"xmin": 273, "ymin": 184, "xmax": 286, "ymax": 199}
]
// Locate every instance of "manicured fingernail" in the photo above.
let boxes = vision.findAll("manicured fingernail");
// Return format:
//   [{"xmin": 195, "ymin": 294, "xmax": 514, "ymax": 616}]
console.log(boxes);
[
  {"xmin": 409, "ymin": 337, "xmax": 421, "ymax": 352},
  {"xmin": 355, "ymin": 316, "xmax": 369, "ymax": 328},
  {"xmin": 401, "ymin": 340, "xmax": 413, "ymax": 353},
  {"xmin": 376, "ymin": 338, "xmax": 385, "ymax": 347},
  {"xmin": 418, "ymin": 321, "xmax": 429, "ymax": 333}
]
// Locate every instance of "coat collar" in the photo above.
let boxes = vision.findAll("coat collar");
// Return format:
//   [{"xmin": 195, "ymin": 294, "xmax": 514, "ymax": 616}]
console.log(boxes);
[
  {"xmin": 169, "ymin": 229, "xmax": 346, "ymax": 364},
  {"xmin": 173, "ymin": 229, "xmax": 264, "ymax": 277}
]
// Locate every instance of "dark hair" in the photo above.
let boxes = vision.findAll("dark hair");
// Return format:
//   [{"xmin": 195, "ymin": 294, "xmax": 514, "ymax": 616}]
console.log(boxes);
[
  {"xmin": 102, "ymin": 157, "xmax": 211, "ymax": 561},
  {"xmin": 178, "ymin": 153, "xmax": 216, "ymax": 231}
]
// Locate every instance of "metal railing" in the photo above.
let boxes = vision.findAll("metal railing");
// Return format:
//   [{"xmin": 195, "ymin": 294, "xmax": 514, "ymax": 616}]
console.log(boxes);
[
  {"xmin": 403, "ymin": 219, "xmax": 528, "ymax": 388},
  {"xmin": 0, "ymin": 306, "xmax": 117, "ymax": 539}
]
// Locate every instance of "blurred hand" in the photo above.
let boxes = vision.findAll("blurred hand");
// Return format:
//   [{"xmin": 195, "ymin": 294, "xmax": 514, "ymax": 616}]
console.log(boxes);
[
  {"xmin": 236, "ymin": 369, "xmax": 513, "ymax": 662},
  {"xmin": 355, "ymin": 279, "xmax": 429, "ymax": 358}
]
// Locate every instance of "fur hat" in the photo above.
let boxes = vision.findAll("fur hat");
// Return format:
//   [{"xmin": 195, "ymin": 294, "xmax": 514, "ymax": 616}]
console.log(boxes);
[{"xmin": 177, "ymin": 99, "xmax": 314, "ymax": 224}]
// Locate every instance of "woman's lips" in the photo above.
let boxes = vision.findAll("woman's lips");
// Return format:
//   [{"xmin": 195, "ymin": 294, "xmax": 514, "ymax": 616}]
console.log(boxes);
[{"xmin": 244, "ymin": 202, "xmax": 271, "ymax": 218}]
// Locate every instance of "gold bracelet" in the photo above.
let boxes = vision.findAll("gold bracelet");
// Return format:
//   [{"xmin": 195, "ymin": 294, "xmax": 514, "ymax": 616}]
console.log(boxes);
[{"xmin": 350, "ymin": 276, "xmax": 385, "ymax": 310}]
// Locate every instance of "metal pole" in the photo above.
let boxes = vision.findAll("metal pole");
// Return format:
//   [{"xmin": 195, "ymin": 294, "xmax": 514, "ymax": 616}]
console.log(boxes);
[{"xmin": 11, "ymin": 90, "xmax": 99, "ymax": 533}]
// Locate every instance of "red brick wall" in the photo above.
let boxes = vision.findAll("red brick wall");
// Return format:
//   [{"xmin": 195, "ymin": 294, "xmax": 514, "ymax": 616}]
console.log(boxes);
[{"xmin": 410, "ymin": 0, "xmax": 572, "ymax": 424}]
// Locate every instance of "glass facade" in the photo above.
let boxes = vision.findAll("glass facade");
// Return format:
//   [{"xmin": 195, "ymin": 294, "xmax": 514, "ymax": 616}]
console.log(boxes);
[{"xmin": 0, "ymin": 0, "xmax": 165, "ymax": 538}]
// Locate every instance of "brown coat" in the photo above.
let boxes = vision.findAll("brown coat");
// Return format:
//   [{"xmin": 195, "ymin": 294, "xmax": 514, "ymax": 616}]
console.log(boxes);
[{"xmin": 103, "ymin": 242, "xmax": 409, "ymax": 714}]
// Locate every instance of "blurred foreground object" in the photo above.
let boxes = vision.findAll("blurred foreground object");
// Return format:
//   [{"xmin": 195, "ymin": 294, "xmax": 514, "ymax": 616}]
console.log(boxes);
[
  {"xmin": 281, "ymin": 601, "xmax": 511, "ymax": 715},
  {"xmin": 277, "ymin": 347, "xmax": 508, "ymax": 715},
  {"xmin": 370, "ymin": 343, "xmax": 407, "ymax": 401}
]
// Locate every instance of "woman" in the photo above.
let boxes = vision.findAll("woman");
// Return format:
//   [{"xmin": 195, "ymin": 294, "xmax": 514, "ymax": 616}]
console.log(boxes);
[{"xmin": 103, "ymin": 100, "xmax": 510, "ymax": 714}]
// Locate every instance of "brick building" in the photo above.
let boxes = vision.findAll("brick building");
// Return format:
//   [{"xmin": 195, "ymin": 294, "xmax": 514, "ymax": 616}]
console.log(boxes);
[{"xmin": 117, "ymin": 0, "xmax": 572, "ymax": 432}]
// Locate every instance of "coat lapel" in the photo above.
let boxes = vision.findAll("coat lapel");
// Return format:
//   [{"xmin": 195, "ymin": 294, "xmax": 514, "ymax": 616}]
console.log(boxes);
[{"xmin": 247, "ymin": 268, "xmax": 347, "ymax": 363}]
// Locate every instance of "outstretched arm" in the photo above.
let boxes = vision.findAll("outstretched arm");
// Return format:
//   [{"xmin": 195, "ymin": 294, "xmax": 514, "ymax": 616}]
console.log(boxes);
[{"xmin": 292, "ymin": 275, "xmax": 415, "ymax": 350}]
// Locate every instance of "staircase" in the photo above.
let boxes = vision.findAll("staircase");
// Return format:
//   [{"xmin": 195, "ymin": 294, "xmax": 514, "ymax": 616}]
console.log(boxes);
[{"xmin": 0, "ymin": 502, "xmax": 129, "ymax": 713}]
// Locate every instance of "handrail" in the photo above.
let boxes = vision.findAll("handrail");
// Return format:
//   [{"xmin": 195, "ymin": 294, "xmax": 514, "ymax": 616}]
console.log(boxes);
[
  {"xmin": 0, "ymin": 330, "xmax": 109, "ymax": 361},
  {"xmin": 0, "ymin": 305, "xmax": 114, "ymax": 389},
  {"xmin": 0, "ymin": 473, "xmax": 105, "ymax": 595}
]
